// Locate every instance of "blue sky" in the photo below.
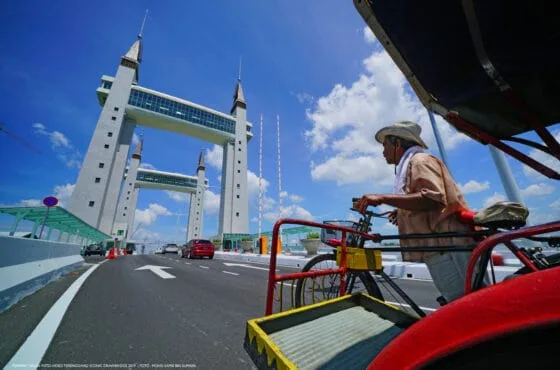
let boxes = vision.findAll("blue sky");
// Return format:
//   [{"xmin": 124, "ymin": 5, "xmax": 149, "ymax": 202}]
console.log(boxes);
[{"xmin": 1, "ymin": 1, "xmax": 559, "ymax": 244}]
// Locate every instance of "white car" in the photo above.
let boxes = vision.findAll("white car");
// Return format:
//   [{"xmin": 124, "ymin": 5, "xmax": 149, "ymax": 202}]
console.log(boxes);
[
  {"xmin": 164, "ymin": 244, "xmax": 179, "ymax": 254},
  {"xmin": 155, "ymin": 247, "xmax": 164, "ymax": 254}
]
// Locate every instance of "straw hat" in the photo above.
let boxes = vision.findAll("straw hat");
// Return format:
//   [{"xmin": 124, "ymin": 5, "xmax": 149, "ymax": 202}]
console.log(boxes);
[{"xmin": 374, "ymin": 121, "xmax": 428, "ymax": 149}]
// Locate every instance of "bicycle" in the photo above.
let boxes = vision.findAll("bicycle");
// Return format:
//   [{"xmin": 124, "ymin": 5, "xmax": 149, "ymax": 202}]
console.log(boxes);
[{"xmin": 293, "ymin": 200, "xmax": 560, "ymax": 318}]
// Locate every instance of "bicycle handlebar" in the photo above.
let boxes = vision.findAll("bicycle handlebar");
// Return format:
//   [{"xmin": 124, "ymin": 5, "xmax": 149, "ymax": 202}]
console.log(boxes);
[{"xmin": 351, "ymin": 197, "xmax": 392, "ymax": 218}]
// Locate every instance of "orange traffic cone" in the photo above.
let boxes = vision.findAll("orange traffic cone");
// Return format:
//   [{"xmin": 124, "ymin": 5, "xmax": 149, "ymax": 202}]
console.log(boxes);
[{"xmin": 105, "ymin": 247, "xmax": 116, "ymax": 260}]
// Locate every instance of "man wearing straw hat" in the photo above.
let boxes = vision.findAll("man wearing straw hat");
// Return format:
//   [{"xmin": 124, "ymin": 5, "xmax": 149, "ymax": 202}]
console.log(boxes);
[{"xmin": 354, "ymin": 121, "xmax": 485, "ymax": 304}]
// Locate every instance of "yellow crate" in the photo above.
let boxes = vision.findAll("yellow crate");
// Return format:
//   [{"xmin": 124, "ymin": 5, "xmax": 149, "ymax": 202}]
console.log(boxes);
[{"xmin": 336, "ymin": 247, "xmax": 382, "ymax": 271}]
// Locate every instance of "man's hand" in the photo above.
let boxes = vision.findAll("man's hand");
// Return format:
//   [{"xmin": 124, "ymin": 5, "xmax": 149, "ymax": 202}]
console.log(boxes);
[{"xmin": 354, "ymin": 194, "xmax": 386, "ymax": 213}]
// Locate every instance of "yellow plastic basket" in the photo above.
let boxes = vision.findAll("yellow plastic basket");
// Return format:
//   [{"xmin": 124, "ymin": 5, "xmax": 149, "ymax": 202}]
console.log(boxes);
[{"xmin": 336, "ymin": 246, "xmax": 382, "ymax": 271}]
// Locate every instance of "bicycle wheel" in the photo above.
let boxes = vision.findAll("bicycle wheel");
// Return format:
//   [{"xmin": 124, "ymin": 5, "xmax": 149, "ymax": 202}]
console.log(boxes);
[{"xmin": 294, "ymin": 253, "xmax": 384, "ymax": 308}]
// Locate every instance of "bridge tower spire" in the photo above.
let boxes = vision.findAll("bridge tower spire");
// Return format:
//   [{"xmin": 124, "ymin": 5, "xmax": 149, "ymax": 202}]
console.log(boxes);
[
  {"xmin": 187, "ymin": 151, "xmax": 206, "ymax": 241},
  {"xmin": 218, "ymin": 62, "xmax": 250, "ymax": 236},
  {"xmin": 69, "ymin": 22, "xmax": 146, "ymax": 234}
]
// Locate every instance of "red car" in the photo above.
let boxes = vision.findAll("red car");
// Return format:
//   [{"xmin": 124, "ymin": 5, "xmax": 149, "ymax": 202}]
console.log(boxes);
[{"xmin": 181, "ymin": 239, "xmax": 215, "ymax": 259}]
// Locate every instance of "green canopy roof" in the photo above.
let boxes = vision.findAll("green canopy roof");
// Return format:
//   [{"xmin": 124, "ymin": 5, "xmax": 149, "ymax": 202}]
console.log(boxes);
[
  {"xmin": 0, "ymin": 206, "xmax": 110, "ymax": 242},
  {"xmin": 222, "ymin": 226, "xmax": 321, "ymax": 242}
]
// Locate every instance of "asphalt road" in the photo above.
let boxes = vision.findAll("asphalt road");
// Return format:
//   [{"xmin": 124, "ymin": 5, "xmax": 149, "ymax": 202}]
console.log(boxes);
[{"xmin": 4, "ymin": 253, "xmax": 442, "ymax": 369}]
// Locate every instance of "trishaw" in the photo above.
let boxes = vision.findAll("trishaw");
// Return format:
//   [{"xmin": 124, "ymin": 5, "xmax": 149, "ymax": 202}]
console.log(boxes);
[{"xmin": 244, "ymin": 1, "xmax": 560, "ymax": 369}]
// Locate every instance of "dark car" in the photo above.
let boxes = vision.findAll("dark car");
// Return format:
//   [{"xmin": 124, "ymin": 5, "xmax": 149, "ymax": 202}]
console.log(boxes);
[
  {"xmin": 84, "ymin": 244, "xmax": 105, "ymax": 257},
  {"xmin": 181, "ymin": 239, "xmax": 215, "ymax": 259}
]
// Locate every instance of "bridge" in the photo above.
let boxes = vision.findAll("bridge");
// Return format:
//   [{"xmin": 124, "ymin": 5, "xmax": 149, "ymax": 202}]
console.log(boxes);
[
  {"xmin": 69, "ymin": 32, "xmax": 252, "ymax": 239},
  {"xmin": 96, "ymin": 76, "xmax": 253, "ymax": 145},
  {"xmin": 112, "ymin": 138, "xmax": 208, "ymax": 243},
  {"xmin": 135, "ymin": 168, "xmax": 209, "ymax": 193}
]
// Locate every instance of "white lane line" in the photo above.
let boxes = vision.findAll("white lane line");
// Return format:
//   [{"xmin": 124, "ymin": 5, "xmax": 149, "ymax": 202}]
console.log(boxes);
[
  {"xmin": 385, "ymin": 301, "xmax": 437, "ymax": 312},
  {"xmin": 7, "ymin": 262, "xmax": 104, "ymax": 368},
  {"xmin": 222, "ymin": 262, "xmax": 276, "ymax": 271},
  {"xmin": 199, "ymin": 265, "xmax": 209, "ymax": 269},
  {"xmin": 185, "ymin": 262, "xmax": 191, "ymax": 265},
  {"xmin": 276, "ymin": 282, "xmax": 296, "ymax": 288},
  {"xmin": 222, "ymin": 271, "xmax": 239, "ymax": 276},
  {"xmin": 217, "ymin": 259, "xmax": 302, "ymax": 270}
]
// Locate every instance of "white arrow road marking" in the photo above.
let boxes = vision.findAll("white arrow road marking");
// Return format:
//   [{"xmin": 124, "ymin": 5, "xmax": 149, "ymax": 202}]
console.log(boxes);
[
  {"xmin": 222, "ymin": 271, "xmax": 239, "ymax": 276},
  {"xmin": 223, "ymin": 262, "xmax": 276, "ymax": 271},
  {"xmin": 135, "ymin": 265, "xmax": 175, "ymax": 279},
  {"xmin": 199, "ymin": 266, "xmax": 209, "ymax": 269}
]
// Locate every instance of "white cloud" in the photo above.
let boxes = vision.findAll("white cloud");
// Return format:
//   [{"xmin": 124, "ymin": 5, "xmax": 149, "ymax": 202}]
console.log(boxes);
[
  {"xmin": 296, "ymin": 92, "xmax": 315, "ymax": 105},
  {"xmin": 304, "ymin": 42, "xmax": 469, "ymax": 188},
  {"xmin": 285, "ymin": 205, "xmax": 314, "ymax": 221},
  {"xmin": 53, "ymin": 183, "xmax": 75, "ymax": 207},
  {"xmin": 165, "ymin": 191, "xmax": 190, "ymax": 203},
  {"xmin": 20, "ymin": 199, "xmax": 42, "ymax": 207},
  {"xmin": 135, "ymin": 203, "xmax": 171, "ymax": 227},
  {"xmin": 311, "ymin": 154, "xmax": 394, "ymax": 187},
  {"xmin": 520, "ymin": 183, "xmax": 555, "ymax": 198},
  {"xmin": 50, "ymin": 131, "xmax": 71, "ymax": 148},
  {"xmin": 280, "ymin": 191, "xmax": 288, "ymax": 198},
  {"xmin": 206, "ymin": 145, "xmax": 223, "ymax": 169},
  {"xmin": 247, "ymin": 170, "xmax": 276, "ymax": 212},
  {"xmin": 551, "ymin": 199, "xmax": 560, "ymax": 209},
  {"xmin": 204, "ymin": 190, "xmax": 220, "ymax": 215},
  {"xmin": 133, "ymin": 227, "xmax": 161, "ymax": 241},
  {"xmin": 483, "ymin": 192, "xmax": 506, "ymax": 208},
  {"xmin": 140, "ymin": 163, "xmax": 156, "ymax": 170},
  {"xmin": 264, "ymin": 205, "xmax": 315, "ymax": 223},
  {"xmin": 248, "ymin": 170, "xmax": 270, "ymax": 197},
  {"xmin": 459, "ymin": 180, "xmax": 490, "ymax": 195},
  {"xmin": 12, "ymin": 183, "xmax": 75, "ymax": 208},
  {"xmin": 33, "ymin": 123, "xmax": 71, "ymax": 149},
  {"xmin": 32, "ymin": 123, "xmax": 81, "ymax": 168},
  {"xmin": 289, "ymin": 194, "xmax": 304, "ymax": 203},
  {"xmin": 363, "ymin": 26, "xmax": 378, "ymax": 44},
  {"xmin": 132, "ymin": 133, "xmax": 139, "ymax": 146},
  {"xmin": 523, "ymin": 131, "xmax": 560, "ymax": 179},
  {"xmin": 58, "ymin": 155, "xmax": 81, "ymax": 169}
]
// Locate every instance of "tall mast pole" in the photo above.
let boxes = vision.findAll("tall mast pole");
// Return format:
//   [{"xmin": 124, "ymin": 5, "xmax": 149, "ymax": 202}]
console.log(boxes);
[
  {"xmin": 258, "ymin": 114, "xmax": 263, "ymax": 238},
  {"xmin": 277, "ymin": 114, "xmax": 283, "ymax": 242}
]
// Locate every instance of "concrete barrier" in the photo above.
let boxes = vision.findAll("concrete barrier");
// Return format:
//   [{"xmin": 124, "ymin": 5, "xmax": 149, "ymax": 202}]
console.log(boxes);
[{"xmin": 0, "ymin": 236, "xmax": 84, "ymax": 313}]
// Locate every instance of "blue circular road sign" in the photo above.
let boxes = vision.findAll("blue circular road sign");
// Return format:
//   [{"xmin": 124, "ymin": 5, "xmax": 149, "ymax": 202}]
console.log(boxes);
[{"xmin": 43, "ymin": 196, "xmax": 58, "ymax": 207}]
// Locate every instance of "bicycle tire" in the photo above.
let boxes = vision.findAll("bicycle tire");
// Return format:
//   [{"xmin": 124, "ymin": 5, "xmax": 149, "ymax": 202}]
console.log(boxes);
[{"xmin": 294, "ymin": 253, "xmax": 384, "ymax": 308}]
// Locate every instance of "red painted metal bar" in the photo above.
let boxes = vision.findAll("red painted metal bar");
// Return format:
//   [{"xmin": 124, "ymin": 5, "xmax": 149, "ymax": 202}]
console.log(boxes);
[
  {"xmin": 465, "ymin": 221, "xmax": 560, "ymax": 294},
  {"xmin": 504, "ymin": 241, "xmax": 538, "ymax": 272},
  {"xmin": 502, "ymin": 88, "xmax": 560, "ymax": 159},
  {"xmin": 265, "ymin": 218, "xmax": 364, "ymax": 315},
  {"xmin": 446, "ymin": 112, "xmax": 560, "ymax": 180},
  {"xmin": 339, "ymin": 230, "xmax": 347, "ymax": 296},
  {"xmin": 265, "ymin": 220, "xmax": 281, "ymax": 315}
]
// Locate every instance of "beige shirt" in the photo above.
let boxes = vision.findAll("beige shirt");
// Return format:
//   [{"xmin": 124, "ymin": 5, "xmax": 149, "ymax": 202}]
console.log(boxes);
[{"xmin": 397, "ymin": 153, "xmax": 474, "ymax": 262}]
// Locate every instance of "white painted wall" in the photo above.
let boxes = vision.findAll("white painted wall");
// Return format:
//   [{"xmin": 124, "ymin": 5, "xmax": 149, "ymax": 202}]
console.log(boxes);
[{"xmin": 0, "ymin": 236, "xmax": 84, "ymax": 312}]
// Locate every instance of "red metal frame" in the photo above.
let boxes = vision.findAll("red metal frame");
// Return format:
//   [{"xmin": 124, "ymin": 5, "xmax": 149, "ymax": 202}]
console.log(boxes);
[
  {"xmin": 501, "ymin": 88, "xmax": 560, "ymax": 159},
  {"xmin": 265, "ymin": 218, "xmax": 380, "ymax": 315},
  {"xmin": 445, "ymin": 112, "xmax": 560, "ymax": 180},
  {"xmin": 464, "ymin": 220, "xmax": 560, "ymax": 294},
  {"xmin": 265, "ymin": 217, "xmax": 560, "ymax": 315}
]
